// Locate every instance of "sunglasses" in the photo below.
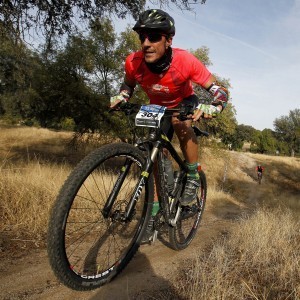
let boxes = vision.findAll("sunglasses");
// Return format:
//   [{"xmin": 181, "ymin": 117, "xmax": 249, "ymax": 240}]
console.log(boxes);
[{"xmin": 138, "ymin": 32, "xmax": 167, "ymax": 43}]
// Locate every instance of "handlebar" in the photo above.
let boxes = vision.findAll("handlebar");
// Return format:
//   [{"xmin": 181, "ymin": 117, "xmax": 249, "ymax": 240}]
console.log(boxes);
[
  {"xmin": 109, "ymin": 102, "xmax": 209, "ymax": 137},
  {"xmin": 109, "ymin": 102, "xmax": 195, "ymax": 119}
]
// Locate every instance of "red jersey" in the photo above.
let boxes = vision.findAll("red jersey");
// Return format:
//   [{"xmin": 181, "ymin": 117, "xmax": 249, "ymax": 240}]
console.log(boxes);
[
  {"xmin": 125, "ymin": 48, "xmax": 211, "ymax": 108},
  {"xmin": 256, "ymin": 166, "xmax": 264, "ymax": 172}
]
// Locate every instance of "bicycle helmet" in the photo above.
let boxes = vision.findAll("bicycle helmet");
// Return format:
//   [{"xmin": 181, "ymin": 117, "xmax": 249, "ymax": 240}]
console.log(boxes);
[{"xmin": 133, "ymin": 9, "xmax": 175, "ymax": 36}]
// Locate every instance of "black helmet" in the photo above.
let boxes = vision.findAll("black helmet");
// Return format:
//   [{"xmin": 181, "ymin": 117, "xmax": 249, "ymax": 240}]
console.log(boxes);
[{"xmin": 133, "ymin": 9, "xmax": 175, "ymax": 36}]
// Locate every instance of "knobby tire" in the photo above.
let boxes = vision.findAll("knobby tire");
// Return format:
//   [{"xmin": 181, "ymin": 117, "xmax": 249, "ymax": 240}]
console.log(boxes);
[{"xmin": 47, "ymin": 143, "xmax": 154, "ymax": 291}]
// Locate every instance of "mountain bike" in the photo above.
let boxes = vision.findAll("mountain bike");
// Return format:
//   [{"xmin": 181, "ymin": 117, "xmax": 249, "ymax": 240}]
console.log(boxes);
[{"xmin": 47, "ymin": 103, "xmax": 208, "ymax": 291}]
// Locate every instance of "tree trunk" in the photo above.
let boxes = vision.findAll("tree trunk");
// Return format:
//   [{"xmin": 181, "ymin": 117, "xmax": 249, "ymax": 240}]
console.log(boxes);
[{"xmin": 291, "ymin": 149, "xmax": 295, "ymax": 157}]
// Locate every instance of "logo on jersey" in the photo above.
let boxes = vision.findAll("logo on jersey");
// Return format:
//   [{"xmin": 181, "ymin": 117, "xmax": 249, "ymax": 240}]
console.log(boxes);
[{"xmin": 149, "ymin": 84, "xmax": 170, "ymax": 95}]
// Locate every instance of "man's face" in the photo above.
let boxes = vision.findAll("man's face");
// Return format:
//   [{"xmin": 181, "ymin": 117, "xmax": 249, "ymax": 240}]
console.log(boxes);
[{"xmin": 139, "ymin": 31, "xmax": 172, "ymax": 63}]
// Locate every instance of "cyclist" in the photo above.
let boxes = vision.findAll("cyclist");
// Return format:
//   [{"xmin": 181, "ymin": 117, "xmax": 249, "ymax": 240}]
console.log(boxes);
[
  {"xmin": 110, "ymin": 9, "xmax": 228, "ymax": 206},
  {"xmin": 256, "ymin": 165, "xmax": 264, "ymax": 180}
]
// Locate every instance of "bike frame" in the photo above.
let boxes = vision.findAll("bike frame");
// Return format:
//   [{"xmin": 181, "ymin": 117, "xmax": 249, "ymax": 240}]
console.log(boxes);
[
  {"xmin": 102, "ymin": 127, "xmax": 188, "ymax": 224},
  {"xmin": 102, "ymin": 103, "xmax": 208, "ymax": 225}
]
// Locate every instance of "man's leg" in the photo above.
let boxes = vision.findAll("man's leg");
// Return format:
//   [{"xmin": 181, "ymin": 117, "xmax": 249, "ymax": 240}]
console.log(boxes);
[
  {"xmin": 172, "ymin": 117, "xmax": 200, "ymax": 205},
  {"xmin": 172, "ymin": 118, "xmax": 198, "ymax": 162},
  {"xmin": 142, "ymin": 120, "xmax": 174, "ymax": 242}
]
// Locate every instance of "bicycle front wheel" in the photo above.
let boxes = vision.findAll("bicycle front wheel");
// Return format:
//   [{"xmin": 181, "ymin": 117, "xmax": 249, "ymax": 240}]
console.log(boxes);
[
  {"xmin": 47, "ymin": 143, "xmax": 153, "ymax": 290},
  {"xmin": 169, "ymin": 170, "xmax": 207, "ymax": 250}
]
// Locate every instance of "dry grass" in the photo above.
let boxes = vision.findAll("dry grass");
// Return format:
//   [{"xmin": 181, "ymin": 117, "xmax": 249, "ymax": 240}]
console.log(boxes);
[
  {"xmin": 1, "ymin": 126, "xmax": 300, "ymax": 299},
  {"xmin": 245, "ymin": 152, "xmax": 300, "ymax": 213},
  {"xmin": 0, "ymin": 161, "xmax": 70, "ymax": 243},
  {"xmin": 0, "ymin": 126, "xmax": 72, "ymax": 157},
  {"xmin": 174, "ymin": 208, "xmax": 300, "ymax": 300},
  {"xmin": 0, "ymin": 126, "xmax": 74, "ymax": 251},
  {"xmin": 155, "ymin": 151, "xmax": 300, "ymax": 300}
]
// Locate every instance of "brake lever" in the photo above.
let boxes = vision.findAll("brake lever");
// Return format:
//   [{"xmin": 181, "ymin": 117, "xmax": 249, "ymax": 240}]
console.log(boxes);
[
  {"xmin": 108, "ymin": 102, "xmax": 138, "ymax": 115},
  {"xmin": 177, "ymin": 114, "xmax": 192, "ymax": 121},
  {"xmin": 177, "ymin": 104, "xmax": 195, "ymax": 121}
]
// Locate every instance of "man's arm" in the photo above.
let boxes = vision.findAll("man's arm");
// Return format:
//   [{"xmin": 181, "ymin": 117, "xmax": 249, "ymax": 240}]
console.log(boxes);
[
  {"xmin": 120, "ymin": 76, "xmax": 136, "ymax": 98},
  {"xmin": 193, "ymin": 74, "xmax": 228, "ymax": 121},
  {"xmin": 110, "ymin": 76, "xmax": 136, "ymax": 108},
  {"xmin": 204, "ymin": 75, "xmax": 229, "ymax": 111}
]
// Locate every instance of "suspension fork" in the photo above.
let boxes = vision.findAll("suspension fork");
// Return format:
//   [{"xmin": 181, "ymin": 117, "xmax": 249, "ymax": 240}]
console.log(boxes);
[
  {"xmin": 124, "ymin": 143, "xmax": 161, "ymax": 221},
  {"xmin": 102, "ymin": 158, "xmax": 133, "ymax": 218}
]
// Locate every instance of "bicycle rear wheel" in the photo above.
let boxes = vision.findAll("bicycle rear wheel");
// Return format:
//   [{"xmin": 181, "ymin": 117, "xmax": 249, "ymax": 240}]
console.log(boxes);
[
  {"xmin": 169, "ymin": 170, "xmax": 207, "ymax": 250},
  {"xmin": 47, "ymin": 143, "xmax": 153, "ymax": 290}
]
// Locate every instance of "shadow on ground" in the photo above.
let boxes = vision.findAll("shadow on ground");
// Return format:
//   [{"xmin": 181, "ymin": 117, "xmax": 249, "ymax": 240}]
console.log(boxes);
[{"xmin": 89, "ymin": 252, "xmax": 182, "ymax": 300}]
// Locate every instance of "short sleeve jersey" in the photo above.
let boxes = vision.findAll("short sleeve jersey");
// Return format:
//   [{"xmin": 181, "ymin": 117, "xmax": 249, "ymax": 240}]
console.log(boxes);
[{"xmin": 125, "ymin": 48, "xmax": 211, "ymax": 108}]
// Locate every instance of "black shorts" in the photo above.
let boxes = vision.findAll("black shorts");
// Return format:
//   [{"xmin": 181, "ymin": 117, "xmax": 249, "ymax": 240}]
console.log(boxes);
[{"xmin": 161, "ymin": 94, "xmax": 200, "ymax": 140}]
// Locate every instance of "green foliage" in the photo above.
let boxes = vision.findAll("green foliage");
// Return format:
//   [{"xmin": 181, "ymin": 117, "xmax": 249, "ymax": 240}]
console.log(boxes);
[
  {"xmin": 88, "ymin": 18, "xmax": 120, "ymax": 94},
  {"xmin": 273, "ymin": 108, "xmax": 300, "ymax": 156},
  {"xmin": 0, "ymin": 0, "xmax": 145, "ymax": 44},
  {"xmin": 236, "ymin": 124, "xmax": 256, "ymax": 142},
  {"xmin": 249, "ymin": 129, "xmax": 278, "ymax": 155},
  {"xmin": 223, "ymin": 124, "xmax": 257, "ymax": 151},
  {"xmin": 275, "ymin": 140, "xmax": 290, "ymax": 156},
  {"xmin": 189, "ymin": 46, "xmax": 212, "ymax": 67},
  {"xmin": 117, "ymin": 26, "xmax": 141, "ymax": 59},
  {"xmin": 203, "ymin": 103, "xmax": 237, "ymax": 139},
  {"xmin": 0, "ymin": 27, "xmax": 41, "ymax": 118},
  {"xmin": 60, "ymin": 118, "xmax": 76, "ymax": 131},
  {"xmin": 258, "ymin": 129, "xmax": 277, "ymax": 154},
  {"xmin": 0, "ymin": 9, "xmax": 238, "ymax": 146},
  {"xmin": 249, "ymin": 130, "xmax": 260, "ymax": 153}
]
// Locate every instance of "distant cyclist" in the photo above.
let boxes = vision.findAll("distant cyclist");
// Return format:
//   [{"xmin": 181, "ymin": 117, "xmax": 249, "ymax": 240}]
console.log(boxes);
[{"xmin": 256, "ymin": 165, "xmax": 264, "ymax": 183}]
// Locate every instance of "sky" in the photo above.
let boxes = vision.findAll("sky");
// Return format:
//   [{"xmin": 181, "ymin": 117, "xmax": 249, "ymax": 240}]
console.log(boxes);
[{"xmin": 113, "ymin": 0, "xmax": 300, "ymax": 130}]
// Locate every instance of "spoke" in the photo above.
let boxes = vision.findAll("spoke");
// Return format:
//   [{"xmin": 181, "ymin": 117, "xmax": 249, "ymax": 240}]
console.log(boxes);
[
  {"xmin": 66, "ymin": 219, "xmax": 102, "ymax": 260},
  {"xmin": 81, "ymin": 183, "xmax": 104, "ymax": 211},
  {"xmin": 89, "ymin": 170, "xmax": 108, "ymax": 206},
  {"xmin": 66, "ymin": 218, "xmax": 105, "ymax": 235}
]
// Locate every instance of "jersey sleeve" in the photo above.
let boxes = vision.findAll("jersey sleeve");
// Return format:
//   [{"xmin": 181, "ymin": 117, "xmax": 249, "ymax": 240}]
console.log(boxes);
[
  {"xmin": 187, "ymin": 52, "xmax": 211, "ymax": 86},
  {"xmin": 124, "ymin": 53, "xmax": 136, "ymax": 82}
]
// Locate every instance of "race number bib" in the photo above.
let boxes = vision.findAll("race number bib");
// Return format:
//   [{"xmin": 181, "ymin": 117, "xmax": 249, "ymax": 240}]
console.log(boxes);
[{"xmin": 135, "ymin": 104, "xmax": 166, "ymax": 128}]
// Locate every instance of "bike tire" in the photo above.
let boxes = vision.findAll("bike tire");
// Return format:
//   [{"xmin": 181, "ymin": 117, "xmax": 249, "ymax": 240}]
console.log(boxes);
[
  {"xmin": 47, "ymin": 143, "xmax": 154, "ymax": 291},
  {"xmin": 169, "ymin": 170, "xmax": 207, "ymax": 250}
]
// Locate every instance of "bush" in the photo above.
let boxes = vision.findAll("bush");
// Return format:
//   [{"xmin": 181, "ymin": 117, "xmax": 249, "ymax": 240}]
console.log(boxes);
[{"xmin": 60, "ymin": 117, "xmax": 75, "ymax": 131}]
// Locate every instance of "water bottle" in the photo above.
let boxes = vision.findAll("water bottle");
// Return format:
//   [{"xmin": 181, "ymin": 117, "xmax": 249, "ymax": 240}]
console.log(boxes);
[{"xmin": 163, "ymin": 157, "xmax": 174, "ymax": 193}]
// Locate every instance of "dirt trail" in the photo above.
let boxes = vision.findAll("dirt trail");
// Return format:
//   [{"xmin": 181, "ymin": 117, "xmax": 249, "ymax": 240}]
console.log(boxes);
[{"xmin": 0, "ymin": 153, "xmax": 262, "ymax": 300}]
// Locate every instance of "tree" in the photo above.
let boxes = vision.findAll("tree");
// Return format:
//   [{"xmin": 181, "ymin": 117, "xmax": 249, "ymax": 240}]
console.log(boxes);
[
  {"xmin": 88, "ymin": 18, "xmax": 121, "ymax": 95},
  {"xmin": 222, "ymin": 124, "xmax": 256, "ymax": 151},
  {"xmin": 273, "ymin": 108, "xmax": 300, "ymax": 156},
  {"xmin": 237, "ymin": 124, "xmax": 256, "ymax": 142},
  {"xmin": 0, "ymin": 26, "xmax": 41, "ymax": 120},
  {"xmin": 247, "ymin": 129, "xmax": 289, "ymax": 155},
  {"xmin": 0, "ymin": 0, "xmax": 207, "ymax": 46},
  {"xmin": 204, "ymin": 102, "xmax": 237, "ymax": 138},
  {"xmin": 249, "ymin": 129, "xmax": 261, "ymax": 153},
  {"xmin": 260, "ymin": 129, "xmax": 277, "ymax": 154}
]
